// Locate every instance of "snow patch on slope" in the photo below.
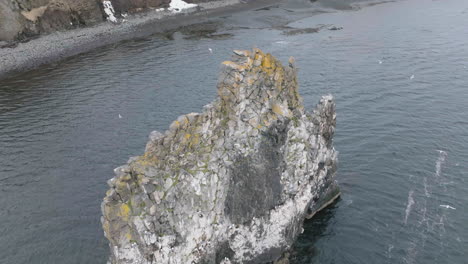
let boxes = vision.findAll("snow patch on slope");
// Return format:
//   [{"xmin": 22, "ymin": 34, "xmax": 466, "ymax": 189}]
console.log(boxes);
[
  {"xmin": 169, "ymin": 0, "xmax": 198, "ymax": 13},
  {"xmin": 103, "ymin": 1, "xmax": 117, "ymax": 23}
]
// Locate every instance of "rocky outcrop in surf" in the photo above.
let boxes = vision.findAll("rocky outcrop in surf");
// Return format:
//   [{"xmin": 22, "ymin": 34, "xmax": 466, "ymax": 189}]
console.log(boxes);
[{"xmin": 101, "ymin": 48, "xmax": 340, "ymax": 264}]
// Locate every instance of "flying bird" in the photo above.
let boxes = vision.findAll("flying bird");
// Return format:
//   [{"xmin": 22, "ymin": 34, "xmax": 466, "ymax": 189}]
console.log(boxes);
[{"xmin": 440, "ymin": 204, "xmax": 456, "ymax": 210}]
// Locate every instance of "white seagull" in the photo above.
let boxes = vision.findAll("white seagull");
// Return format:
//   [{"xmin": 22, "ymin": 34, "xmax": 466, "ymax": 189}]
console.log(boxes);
[
  {"xmin": 410, "ymin": 74, "xmax": 415, "ymax": 80},
  {"xmin": 208, "ymin": 48, "xmax": 213, "ymax": 54},
  {"xmin": 440, "ymin": 204, "xmax": 456, "ymax": 210},
  {"xmin": 118, "ymin": 114, "xmax": 122, "ymax": 119}
]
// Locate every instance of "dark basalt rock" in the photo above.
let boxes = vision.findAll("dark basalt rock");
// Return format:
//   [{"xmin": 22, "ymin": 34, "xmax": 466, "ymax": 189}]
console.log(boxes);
[{"xmin": 101, "ymin": 48, "xmax": 340, "ymax": 264}]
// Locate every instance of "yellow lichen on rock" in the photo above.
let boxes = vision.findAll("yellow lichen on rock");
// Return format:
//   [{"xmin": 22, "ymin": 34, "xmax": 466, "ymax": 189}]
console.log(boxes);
[
  {"xmin": 189, "ymin": 134, "xmax": 200, "ymax": 146},
  {"xmin": 106, "ymin": 189, "xmax": 114, "ymax": 197},
  {"xmin": 135, "ymin": 153, "xmax": 159, "ymax": 170},
  {"xmin": 170, "ymin": 120, "xmax": 181, "ymax": 131},
  {"xmin": 222, "ymin": 61, "xmax": 248, "ymax": 72},
  {"xmin": 262, "ymin": 54, "xmax": 273, "ymax": 69},
  {"xmin": 125, "ymin": 232, "xmax": 132, "ymax": 241},
  {"xmin": 271, "ymin": 103, "xmax": 292, "ymax": 118},
  {"xmin": 119, "ymin": 203, "xmax": 131, "ymax": 221},
  {"xmin": 115, "ymin": 179, "xmax": 128, "ymax": 190},
  {"xmin": 271, "ymin": 104, "xmax": 284, "ymax": 116}
]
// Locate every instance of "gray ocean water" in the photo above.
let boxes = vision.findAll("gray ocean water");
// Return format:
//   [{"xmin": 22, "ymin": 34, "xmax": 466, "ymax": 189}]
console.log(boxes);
[{"xmin": 1, "ymin": 0, "xmax": 467, "ymax": 263}]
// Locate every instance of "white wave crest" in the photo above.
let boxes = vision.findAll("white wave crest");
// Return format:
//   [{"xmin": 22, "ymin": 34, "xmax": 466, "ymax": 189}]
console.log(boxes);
[
  {"xmin": 435, "ymin": 150, "xmax": 447, "ymax": 177},
  {"xmin": 404, "ymin": 190, "xmax": 415, "ymax": 225}
]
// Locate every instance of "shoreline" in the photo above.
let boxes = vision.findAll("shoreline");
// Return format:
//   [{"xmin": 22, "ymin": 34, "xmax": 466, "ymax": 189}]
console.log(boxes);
[{"xmin": 0, "ymin": 0, "xmax": 280, "ymax": 80}]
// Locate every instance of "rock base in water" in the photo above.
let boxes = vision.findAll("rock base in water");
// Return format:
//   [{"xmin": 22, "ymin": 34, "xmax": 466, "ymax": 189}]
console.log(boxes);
[{"xmin": 101, "ymin": 48, "xmax": 339, "ymax": 264}]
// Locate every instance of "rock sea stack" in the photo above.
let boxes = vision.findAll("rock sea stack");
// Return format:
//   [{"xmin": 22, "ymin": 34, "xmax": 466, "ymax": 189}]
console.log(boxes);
[{"xmin": 101, "ymin": 48, "xmax": 340, "ymax": 264}]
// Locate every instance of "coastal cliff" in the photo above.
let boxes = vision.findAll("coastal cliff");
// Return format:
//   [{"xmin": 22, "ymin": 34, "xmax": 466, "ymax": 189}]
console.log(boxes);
[
  {"xmin": 0, "ymin": 0, "xmax": 103, "ymax": 41},
  {"xmin": 0, "ymin": 0, "xmax": 212, "ymax": 42},
  {"xmin": 101, "ymin": 49, "xmax": 339, "ymax": 264}
]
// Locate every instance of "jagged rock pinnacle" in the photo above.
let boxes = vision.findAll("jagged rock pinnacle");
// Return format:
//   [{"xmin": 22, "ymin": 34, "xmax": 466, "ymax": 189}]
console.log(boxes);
[{"xmin": 101, "ymin": 48, "xmax": 339, "ymax": 264}]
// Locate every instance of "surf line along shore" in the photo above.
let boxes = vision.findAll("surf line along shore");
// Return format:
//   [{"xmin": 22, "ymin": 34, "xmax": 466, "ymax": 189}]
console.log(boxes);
[{"xmin": 0, "ymin": 0, "xmax": 280, "ymax": 80}]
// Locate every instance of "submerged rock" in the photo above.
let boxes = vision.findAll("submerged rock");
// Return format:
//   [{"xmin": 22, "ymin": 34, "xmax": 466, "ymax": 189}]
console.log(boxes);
[{"xmin": 101, "ymin": 48, "xmax": 339, "ymax": 264}]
